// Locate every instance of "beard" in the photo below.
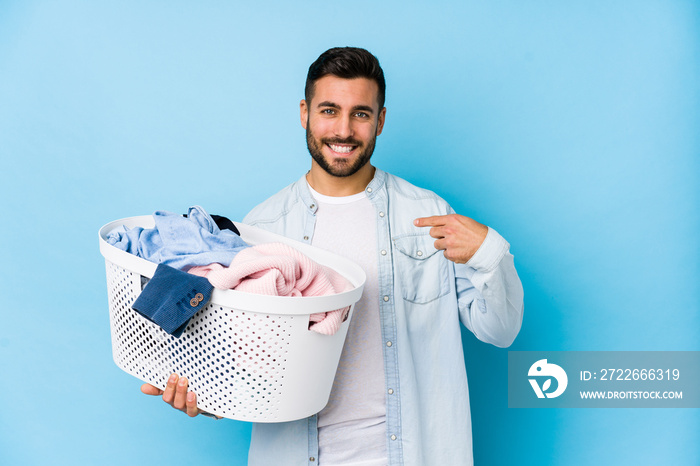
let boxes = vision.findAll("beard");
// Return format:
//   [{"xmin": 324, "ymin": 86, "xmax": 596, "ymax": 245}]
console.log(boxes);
[{"xmin": 306, "ymin": 125, "xmax": 377, "ymax": 178}]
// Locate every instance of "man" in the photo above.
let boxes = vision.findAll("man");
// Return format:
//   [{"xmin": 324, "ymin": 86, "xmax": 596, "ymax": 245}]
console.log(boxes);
[{"xmin": 143, "ymin": 47, "xmax": 524, "ymax": 466}]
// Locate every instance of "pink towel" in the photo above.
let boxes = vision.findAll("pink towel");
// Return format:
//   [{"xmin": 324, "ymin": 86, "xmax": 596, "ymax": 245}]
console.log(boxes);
[{"xmin": 188, "ymin": 243, "xmax": 352, "ymax": 335}]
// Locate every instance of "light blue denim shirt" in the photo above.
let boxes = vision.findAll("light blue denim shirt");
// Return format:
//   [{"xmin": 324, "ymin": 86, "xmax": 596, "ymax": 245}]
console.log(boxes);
[{"xmin": 243, "ymin": 168, "xmax": 524, "ymax": 466}]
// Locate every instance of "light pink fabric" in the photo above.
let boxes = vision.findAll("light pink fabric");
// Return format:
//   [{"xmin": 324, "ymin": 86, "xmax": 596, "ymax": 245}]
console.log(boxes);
[{"xmin": 188, "ymin": 242, "xmax": 352, "ymax": 335}]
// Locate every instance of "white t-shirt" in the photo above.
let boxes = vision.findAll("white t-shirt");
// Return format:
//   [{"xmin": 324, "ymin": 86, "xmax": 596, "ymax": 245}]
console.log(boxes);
[{"xmin": 308, "ymin": 183, "xmax": 387, "ymax": 466}]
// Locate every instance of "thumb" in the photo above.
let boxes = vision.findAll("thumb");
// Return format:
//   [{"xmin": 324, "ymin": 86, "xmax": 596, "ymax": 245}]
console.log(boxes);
[{"xmin": 141, "ymin": 383, "xmax": 164, "ymax": 396}]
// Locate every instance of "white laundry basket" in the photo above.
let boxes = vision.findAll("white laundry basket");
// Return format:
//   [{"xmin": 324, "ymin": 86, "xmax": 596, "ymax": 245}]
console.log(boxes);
[{"xmin": 99, "ymin": 215, "xmax": 365, "ymax": 422}]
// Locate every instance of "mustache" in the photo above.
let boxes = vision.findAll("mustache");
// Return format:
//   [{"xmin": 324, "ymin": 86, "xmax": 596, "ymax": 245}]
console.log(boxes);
[{"xmin": 321, "ymin": 137, "xmax": 363, "ymax": 146}]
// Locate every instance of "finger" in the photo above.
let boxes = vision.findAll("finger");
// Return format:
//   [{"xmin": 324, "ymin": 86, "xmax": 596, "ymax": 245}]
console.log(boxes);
[
  {"xmin": 434, "ymin": 238, "xmax": 447, "ymax": 251},
  {"xmin": 140, "ymin": 383, "xmax": 164, "ymax": 396},
  {"xmin": 186, "ymin": 391, "xmax": 199, "ymax": 418},
  {"xmin": 428, "ymin": 226, "xmax": 446, "ymax": 239},
  {"xmin": 162, "ymin": 373, "xmax": 179, "ymax": 404},
  {"xmin": 414, "ymin": 215, "xmax": 448, "ymax": 228},
  {"xmin": 173, "ymin": 376, "xmax": 189, "ymax": 410}
]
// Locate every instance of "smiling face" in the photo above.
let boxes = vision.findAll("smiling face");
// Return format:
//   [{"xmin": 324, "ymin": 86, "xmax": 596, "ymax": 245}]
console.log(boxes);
[{"xmin": 301, "ymin": 75, "xmax": 386, "ymax": 183}]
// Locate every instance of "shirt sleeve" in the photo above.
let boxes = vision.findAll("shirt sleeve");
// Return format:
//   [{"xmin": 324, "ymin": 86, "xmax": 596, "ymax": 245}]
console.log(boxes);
[{"xmin": 454, "ymin": 227, "xmax": 524, "ymax": 347}]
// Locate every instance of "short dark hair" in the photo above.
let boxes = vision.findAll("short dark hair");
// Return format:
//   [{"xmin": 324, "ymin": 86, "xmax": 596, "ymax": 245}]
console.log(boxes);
[{"xmin": 305, "ymin": 47, "xmax": 386, "ymax": 108}]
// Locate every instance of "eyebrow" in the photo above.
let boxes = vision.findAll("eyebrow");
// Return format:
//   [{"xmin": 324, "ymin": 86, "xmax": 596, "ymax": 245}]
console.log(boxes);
[{"xmin": 317, "ymin": 101, "xmax": 375, "ymax": 114}]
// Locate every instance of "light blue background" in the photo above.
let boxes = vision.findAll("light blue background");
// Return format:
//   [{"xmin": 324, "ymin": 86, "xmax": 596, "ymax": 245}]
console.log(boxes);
[{"xmin": 1, "ymin": 1, "xmax": 698, "ymax": 465}]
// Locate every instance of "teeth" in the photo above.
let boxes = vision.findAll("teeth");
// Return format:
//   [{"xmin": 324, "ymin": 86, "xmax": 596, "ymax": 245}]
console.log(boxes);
[{"xmin": 329, "ymin": 144, "xmax": 354, "ymax": 154}]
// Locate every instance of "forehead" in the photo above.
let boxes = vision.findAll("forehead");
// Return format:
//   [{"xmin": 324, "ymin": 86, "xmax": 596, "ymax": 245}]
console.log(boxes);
[{"xmin": 310, "ymin": 75, "xmax": 380, "ymax": 110}]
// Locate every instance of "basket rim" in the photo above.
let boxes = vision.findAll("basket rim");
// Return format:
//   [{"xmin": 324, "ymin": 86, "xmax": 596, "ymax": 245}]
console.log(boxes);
[{"xmin": 99, "ymin": 215, "xmax": 366, "ymax": 316}]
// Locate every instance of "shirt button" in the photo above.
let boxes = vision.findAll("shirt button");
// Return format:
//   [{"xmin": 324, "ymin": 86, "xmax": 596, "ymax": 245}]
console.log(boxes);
[
  {"xmin": 381, "ymin": 250, "xmax": 387, "ymax": 256},
  {"xmin": 417, "ymin": 250, "xmax": 423, "ymax": 256},
  {"xmin": 303, "ymin": 236, "xmax": 309, "ymax": 241},
  {"xmin": 379, "ymin": 211, "xmax": 385, "ymax": 217},
  {"xmin": 386, "ymin": 341, "xmax": 392, "ymax": 347},
  {"xmin": 391, "ymin": 434, "xmax": 397, "ymax": 441},
  {"xmin": 310, "ymin": 204, "xmax": 315, "ymax": 209},
  {"xmin": 309, "ymin": 457, "xmax": 316, "ymax": 462},
  {"xmin": 388, "ymin": 388, "xmax": 394, "ymax": 395},
  {"xmin": 366, "ymin": 187, "xmax": 373, "ymax": 193},
  {"xmin": 383, "ymin": 295, "xmax": 389, "ymax": 302}
]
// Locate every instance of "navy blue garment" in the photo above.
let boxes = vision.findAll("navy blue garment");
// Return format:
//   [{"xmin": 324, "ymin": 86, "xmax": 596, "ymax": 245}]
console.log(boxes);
[
  {"xmin": 132, "ymin": 263, "xmax": 214, "ymax": 337},
  {"xmin": 211, "ymin": 214, "xmax": 240, "ymax": 236}
]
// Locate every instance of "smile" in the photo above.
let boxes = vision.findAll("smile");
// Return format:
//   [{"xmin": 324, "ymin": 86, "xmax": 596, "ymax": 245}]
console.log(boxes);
[{"xmin": 327, "ymin": 143, "xmax": 356, "ymax": 154}]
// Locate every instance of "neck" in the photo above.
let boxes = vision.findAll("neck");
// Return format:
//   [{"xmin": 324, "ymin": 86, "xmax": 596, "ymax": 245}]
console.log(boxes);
[{"xmin": 307, "ymin": 162, "xmax": 376, "ymax": 196}]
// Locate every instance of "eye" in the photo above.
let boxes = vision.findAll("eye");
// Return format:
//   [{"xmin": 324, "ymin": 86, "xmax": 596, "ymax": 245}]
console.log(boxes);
[
  {"xmin": 354, "ymin": 112, "xmax": 369, "ymax": 118},
  {"xmin": 321, "ymin": 108, "xmax": 336, "ymax": 115}
]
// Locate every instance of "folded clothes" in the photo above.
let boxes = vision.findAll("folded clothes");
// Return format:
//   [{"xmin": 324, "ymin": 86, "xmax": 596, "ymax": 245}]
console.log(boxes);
[
  {"xmin": 132, "ymin": 263, "xmax": 214, "ymax": 337},
  {"xmin": 108, "ymin": 207, "xmax": 350, "ymax": 336},
  {"xmin": 107, "ymin": 206, "xmax": 249, "ymax": 270},
  {"xmin": 189, "ymin": 243, "xmax": 353, "ymax": 335}
]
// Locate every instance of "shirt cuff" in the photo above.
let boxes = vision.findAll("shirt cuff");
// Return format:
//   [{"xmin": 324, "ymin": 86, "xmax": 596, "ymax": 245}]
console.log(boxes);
[{"xmin": 466, "ymin": 227, "xmax": 510, "ymax": 272}]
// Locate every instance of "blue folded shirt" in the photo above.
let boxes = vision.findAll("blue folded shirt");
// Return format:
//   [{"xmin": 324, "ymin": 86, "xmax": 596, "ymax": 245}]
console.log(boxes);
[
  {"xmin": 132, "ymin": 263, "xmax": 214, "ymax": 337},
  {"xmin": 107, "ymin": 205, "xmax": 249, "ymax": 270}
]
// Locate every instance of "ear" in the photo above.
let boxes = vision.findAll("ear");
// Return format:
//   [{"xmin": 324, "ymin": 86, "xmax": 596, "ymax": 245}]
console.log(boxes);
[
  {"xmin": 376, "ymin": 107, "xmax": 387, "ymax": 136},
  {"xmin": 300, "ymin": 100, "xmax": 308, "ymax": 129}
]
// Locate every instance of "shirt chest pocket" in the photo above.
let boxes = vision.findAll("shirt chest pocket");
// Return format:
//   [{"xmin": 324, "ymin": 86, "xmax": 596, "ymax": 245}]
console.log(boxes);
[{"xmin": 392, "ymin": 234, "xmax": 450, "ymax": 304}]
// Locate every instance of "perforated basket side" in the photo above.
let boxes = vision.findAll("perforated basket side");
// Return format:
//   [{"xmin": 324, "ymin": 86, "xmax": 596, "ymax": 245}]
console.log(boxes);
[
  {"xmin": 169, "ymin": 304, "xmax": 296, "ymax": 420},
  {"xmin": 105, "ymin": 259, "xmax": 351, "ymax": 421}
]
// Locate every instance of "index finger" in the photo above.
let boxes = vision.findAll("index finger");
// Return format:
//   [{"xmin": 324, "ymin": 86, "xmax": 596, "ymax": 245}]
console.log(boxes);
[{"xmin": 414, "ymin": 215, "xmax": 449, "ymax": 228}]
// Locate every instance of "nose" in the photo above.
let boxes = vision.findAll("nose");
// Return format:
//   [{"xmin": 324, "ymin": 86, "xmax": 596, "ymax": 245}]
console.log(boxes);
[{"xmin": 333, "ymin": 113, "xmax": 354, "ymax": 139}]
